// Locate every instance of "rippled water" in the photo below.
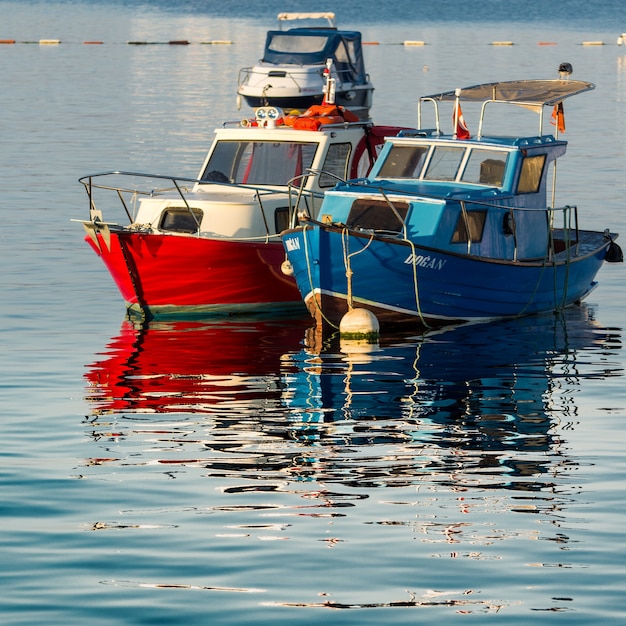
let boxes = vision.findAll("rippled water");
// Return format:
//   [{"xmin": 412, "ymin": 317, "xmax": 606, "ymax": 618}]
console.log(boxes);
[{"xmin": 2, "ymin": 1, "xmax": 626, "ymax": 624}]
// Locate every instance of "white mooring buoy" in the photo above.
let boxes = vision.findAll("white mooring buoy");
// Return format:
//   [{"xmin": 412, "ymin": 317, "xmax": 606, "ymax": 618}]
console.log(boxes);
[{"xmin": 339, "ymin": 308, "xmax": 380, "ymax": 342}]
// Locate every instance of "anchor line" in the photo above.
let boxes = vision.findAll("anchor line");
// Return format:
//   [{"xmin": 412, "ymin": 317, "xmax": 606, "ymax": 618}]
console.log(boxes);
[
  {"xmin": 341, "ymin": 227, "xmax": 375, "ymax": 311},
  {"xmin": 559, "ymin": 207, "xmax": 574, "ymax": 309},
  {"xmin": 404, "ymin": 237, "xmax": 431, "ymax": 328},
  {"xmin": 340, "ymin": 226, "xmax": 432, "ymax": 329},
  {"xmin": 517, "ymin": 240, "xmax": 553, "ymax": 318},
  {"xmin": 302, "ymin": 224, "xmax": 339, "ymax": 329},
  {"xmin": 116, "ymin": 234, "xmax": 147, "ymax": 317},
  {"xmin": 516, "ymin": 206, "xmax": 577, "ymax": 318}
]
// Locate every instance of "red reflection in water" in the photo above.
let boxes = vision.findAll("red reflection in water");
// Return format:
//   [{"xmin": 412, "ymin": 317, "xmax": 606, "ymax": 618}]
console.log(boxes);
[{"xmin": 85, "ymin": 317, "xmax": 310, "ymax": 414}]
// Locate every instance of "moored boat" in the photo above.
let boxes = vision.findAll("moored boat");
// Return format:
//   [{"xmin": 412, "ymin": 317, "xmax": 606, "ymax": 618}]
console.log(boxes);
[
  {"xmin": 77, "ymin": 95, "xmax": 411, "ymax": 319},
  {"xmin": 281, "ymin": 77, "xmax": 623, "ymax": 332},
  {"xmin": 237, "ymin": 12, "xmax": 374, "ymax": 116}
]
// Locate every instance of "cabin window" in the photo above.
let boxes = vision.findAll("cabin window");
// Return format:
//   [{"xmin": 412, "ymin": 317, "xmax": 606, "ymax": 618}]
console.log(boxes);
[
  {"xmin": 267, "ymin": 34, "xmax": 329, "ymax": 54},
  {"xmin": 319, "ymin": 143, "xmax": 352, "ymax": 187},
  {"xmin": 451, "ymin": 210, "xmax": 487, "ymax": 243},
  {"xmin": 376, "ymin": 145, "xmax": 429, "ymax": 178},
  {"xmin": 201, "ymin": 140, "xmax": 317, "ymax": 186},
  {"xmin": 517, "ymin": 154, "xmax": 546, "ymax": 193},
  {"xmin": 424, "ymin": 145, "xmax": 465, "ymax": 181},
  {"xmin": 159, "ymin": 208, "xmax": 203, "ymax": 233},
  {"xmin": 274, "ymin": 207, "xmax": 290, "ymax": 233},
  {"xmin": 347, "ymin": 198, "xmax": 409, "ymax": 232},
  {"xmin": 334, "ymin": 40, "xmax": 350, "ymax": 64},
  {"xmin": 461, "ymin": 149, "xmax": 507, "ymax": 186}
]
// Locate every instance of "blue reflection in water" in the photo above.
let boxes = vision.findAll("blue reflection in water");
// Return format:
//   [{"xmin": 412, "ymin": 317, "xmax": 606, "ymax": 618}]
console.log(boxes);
[
  {"xmin": 85, "ymin": 305, "xmax": 622, "ymax": 492},
  {"xmin": 281, "ymin": 305, "xmax": 622, "ymax": 489}
]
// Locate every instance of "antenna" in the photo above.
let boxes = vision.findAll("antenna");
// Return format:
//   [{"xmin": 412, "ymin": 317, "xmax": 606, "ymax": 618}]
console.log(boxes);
[{"xmin": 322, "ymin": 59, "xmax": 336, "ymax": 105}]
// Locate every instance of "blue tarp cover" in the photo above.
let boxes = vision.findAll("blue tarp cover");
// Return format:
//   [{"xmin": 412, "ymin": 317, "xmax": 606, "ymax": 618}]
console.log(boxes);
[{"xmin": 262, "ymin": 28, "xmax": 367, "ymax": 84}]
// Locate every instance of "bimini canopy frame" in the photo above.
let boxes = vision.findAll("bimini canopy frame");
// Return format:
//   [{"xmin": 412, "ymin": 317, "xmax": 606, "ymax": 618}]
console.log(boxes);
[
  {"xmin": 418, "ymin": 79, "xmax": 595, "ymax": 138},
  {"xmin": 277, "ymin": 12, "xmax": 336, "ymax": 29}
]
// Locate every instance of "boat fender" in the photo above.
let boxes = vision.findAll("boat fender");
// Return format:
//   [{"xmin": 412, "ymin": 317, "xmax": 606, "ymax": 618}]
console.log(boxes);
[
  {"xmin": 503, "ymin": 212, "xmax": 515, "ymax": 236},
  {"xmin": 339, "ymin": 308, "xmax": 380, "ymax": 342},
  {"xmin": 605, "ymin": 240, "xmax": 623, "ymax": 263}
]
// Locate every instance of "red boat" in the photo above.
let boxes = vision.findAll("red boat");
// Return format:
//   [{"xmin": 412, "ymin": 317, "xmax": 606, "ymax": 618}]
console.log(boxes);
[{"xmin": 78, "ymin": 92, "xmax": 411, "ymax": 319}]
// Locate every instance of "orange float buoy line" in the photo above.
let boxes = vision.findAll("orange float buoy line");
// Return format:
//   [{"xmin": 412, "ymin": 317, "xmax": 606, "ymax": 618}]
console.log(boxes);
[{"xmin": 0, "ymin": 38, "xmax": 620, "ymax": 46}]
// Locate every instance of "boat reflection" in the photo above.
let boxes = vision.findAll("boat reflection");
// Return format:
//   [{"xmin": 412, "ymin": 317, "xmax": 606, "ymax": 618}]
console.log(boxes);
[
  {"xmin": 83, "ymin": 306, "xmax": 622, "ymax": 491},
  {"xmin": 284, "ymin": 305, "xmax": 622, "ymax": 488},
  {"xmin": 85, "ymin": 316, "xmax": 311, "ymax": 416}
]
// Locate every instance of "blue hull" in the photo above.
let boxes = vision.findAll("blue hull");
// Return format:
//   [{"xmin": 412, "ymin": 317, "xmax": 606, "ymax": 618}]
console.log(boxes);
[{"xmin": 283, "ymin": 225, "xmax": 611, "ymax": 328}]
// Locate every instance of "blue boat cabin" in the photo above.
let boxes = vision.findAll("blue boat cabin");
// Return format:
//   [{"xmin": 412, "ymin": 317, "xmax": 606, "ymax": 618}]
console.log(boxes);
[{"xmin": 322, "ymin": 132, "xmax": 568, "ymax": 262}]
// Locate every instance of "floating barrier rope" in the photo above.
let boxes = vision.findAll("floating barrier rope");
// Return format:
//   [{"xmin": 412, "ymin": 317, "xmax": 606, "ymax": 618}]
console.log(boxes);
[{"xmin": 0, "ymin": 38, "xmax": 621, "ymax": 46}]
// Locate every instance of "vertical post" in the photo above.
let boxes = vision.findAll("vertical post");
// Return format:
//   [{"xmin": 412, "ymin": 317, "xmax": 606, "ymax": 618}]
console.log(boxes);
[
  {"xmin": 323, "ymin": 59, "xmax": 336, "ymax": 105},
  {"xmin": 453, "ymin": 88, "xmax": 461, "ymax": 139}
]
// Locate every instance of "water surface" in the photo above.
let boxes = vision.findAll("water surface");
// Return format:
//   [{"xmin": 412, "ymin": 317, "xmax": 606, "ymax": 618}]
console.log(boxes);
[{"xmin": 1, "ymin": 1, "xmax": 626, "ymax": 624}]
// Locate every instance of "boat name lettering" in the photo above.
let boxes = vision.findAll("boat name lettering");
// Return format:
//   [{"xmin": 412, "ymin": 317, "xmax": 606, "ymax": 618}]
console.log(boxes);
[
  {"xmin": 403, "ymin": 254, "xmax": 446, "ymax": 270},
  {"xmin": 285, "ymin": 237, "xmax": 301, "ymax": 252}
]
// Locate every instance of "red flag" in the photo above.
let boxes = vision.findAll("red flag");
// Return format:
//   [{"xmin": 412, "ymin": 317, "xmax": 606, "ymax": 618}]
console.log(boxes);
[
  {"xmin": 550, "ymin": 102, "xmax": 565, "ymax": 133},
  {"xmin": 453, "ymin": 101, "xmax": 470, "ymax": 139}
]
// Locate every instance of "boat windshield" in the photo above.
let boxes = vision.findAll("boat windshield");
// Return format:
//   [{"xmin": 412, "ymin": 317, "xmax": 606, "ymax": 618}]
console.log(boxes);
[
  {"xmin": 201, "ymin": 140, "xmax": 317, "ymax": 186},
  {"xmin": 375, "ymin": 143, "xmax": 508, "ymax": 187},
  {"xmin": 376, "ymin": 145, "xmax": 429, "ymax": 178},
  {"xmin": 267, "ymin": 34, "xmax": 330, "ymax": 54},
  {"xmin": 424, "ymin": 146, "xmax": 466, "ymax": 181},
  {"xmin": 460, "ymin": 149, "xmax": 508, "ymax": 186}
]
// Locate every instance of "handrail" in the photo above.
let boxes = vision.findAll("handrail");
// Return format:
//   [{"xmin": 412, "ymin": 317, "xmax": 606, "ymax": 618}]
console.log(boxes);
[
  {"xmin": 238, "ymin": 65, "xmax": 365, "ymax": 89},
  {"xmin": 315, "ymin": 177, "xmax": 579, "ymax": 264},
  {"xmin": 78, "ymin": 170, "xmax": 299, "ymax": 199},
  {"xmin": 340, "ymin": 179, "xmax": 578, "ymax": 216},
  {"xmin": 429, "ymin": 199, "xmax": 578, "ymax": 263},
  {"xmin": 286, "ymin": 168, "xmax": 334, "ymax": 227},
  {"xmin": 78, "ymin": 170, "xmax": 306, "ymax": 238}
]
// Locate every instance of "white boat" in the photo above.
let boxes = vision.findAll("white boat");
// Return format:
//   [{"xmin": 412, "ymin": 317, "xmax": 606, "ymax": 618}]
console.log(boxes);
[{"xmin": 237, "ymin": 12, "xmax": 374, "ymax": 117}]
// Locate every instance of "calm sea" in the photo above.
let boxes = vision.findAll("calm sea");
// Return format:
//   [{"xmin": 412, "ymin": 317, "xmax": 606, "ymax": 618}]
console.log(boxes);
[{"xmin": 1, "ymin": 1, "xmax": 626, "ymax": 624}]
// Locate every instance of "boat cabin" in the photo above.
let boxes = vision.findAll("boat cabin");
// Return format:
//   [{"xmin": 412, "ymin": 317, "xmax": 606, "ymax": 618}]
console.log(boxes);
[
  {"xmin": 237, "ymin": 12, "xmax": 373, "ymax": 112},
  {"xmin": 99, "ymin": 108, "xmax": 395, "ymax": 242},
  {"xmin": 316, "ymin": 79, "xmax": 595, "ymax": 262},
  {"xmin": 258, "ymin": 28, "xmax": 368, "ymax": 88}
]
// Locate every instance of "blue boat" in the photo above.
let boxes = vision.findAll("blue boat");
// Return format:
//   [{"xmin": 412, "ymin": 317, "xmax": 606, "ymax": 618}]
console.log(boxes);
[{"xmin": 281, "ymin": 78, "xmax": 623, "ymax": 331}]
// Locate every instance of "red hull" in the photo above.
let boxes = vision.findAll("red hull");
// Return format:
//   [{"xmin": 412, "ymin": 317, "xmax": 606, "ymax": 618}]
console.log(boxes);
[{"xmin": 86, "ymin": 232, "xmax": 303, "ymax": 316}]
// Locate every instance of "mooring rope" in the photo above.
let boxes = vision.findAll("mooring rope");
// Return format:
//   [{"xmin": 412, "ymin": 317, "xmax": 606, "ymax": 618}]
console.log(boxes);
[
  {"xmin": 341, "ymin": 227, "xmax": 375, "ymax": 311},
  {"xmin": 302, "ymin": 224, "xmax": 339, "ymax": 329}
]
